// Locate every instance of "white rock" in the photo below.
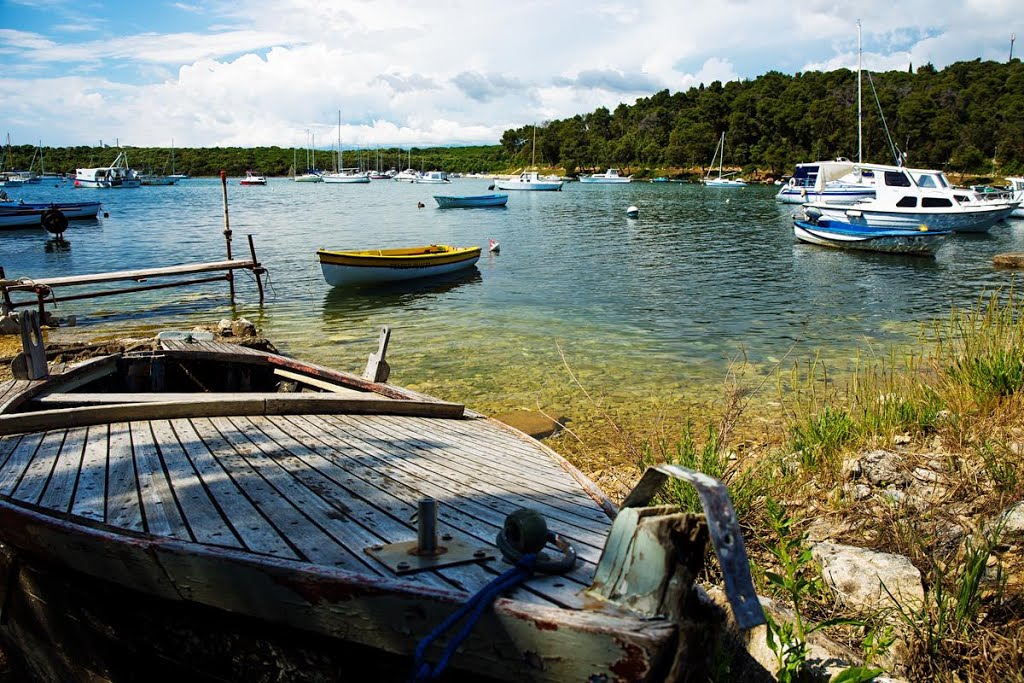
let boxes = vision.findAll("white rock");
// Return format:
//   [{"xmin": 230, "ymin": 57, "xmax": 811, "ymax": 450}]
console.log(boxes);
[{"xmin": 812, "ymin": 542, "xmax": 924, "ymax": 612}]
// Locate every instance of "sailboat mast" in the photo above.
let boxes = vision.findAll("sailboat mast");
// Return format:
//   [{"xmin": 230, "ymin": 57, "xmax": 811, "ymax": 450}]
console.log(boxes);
[
  {"xmin": 337, "ymin": 110, "xmax": 342, "ymax": 172},
  {"xmin": 857, "ymin": 19, "xmax": 863, "ymax": 164},
  {"xmin": 532, "ymin": 125, "xmax": 537, "ymax": 168}
]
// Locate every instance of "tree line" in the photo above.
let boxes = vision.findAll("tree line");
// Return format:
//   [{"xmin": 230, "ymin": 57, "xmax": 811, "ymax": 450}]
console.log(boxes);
[{"xmin": 3, "ymin": 58, "xmax": 1021, "ymax": 181}]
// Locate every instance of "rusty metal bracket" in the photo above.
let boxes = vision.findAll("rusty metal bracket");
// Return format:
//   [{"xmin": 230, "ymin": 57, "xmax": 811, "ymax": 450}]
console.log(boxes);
[{"xmin": 621, "ymin": 464, "xmax": 765, "ymax": 631}]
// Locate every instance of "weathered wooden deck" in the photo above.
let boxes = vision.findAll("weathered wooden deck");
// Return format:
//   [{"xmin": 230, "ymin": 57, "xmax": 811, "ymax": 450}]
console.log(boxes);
[{"xmin": 0, "ymin": 359, "xmax": 613, "ymax": 607}]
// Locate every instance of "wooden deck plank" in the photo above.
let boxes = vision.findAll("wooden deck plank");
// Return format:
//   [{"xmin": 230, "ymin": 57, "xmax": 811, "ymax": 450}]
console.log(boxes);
[
  {"xmin": 0, "ymin": 432, "xmax": 44, "ymax": 497},
  {"xmin": 202, "ymin": 416, "xmax": 371, "ymax": 573},
  {"xmin": 274, "ymin": 414, "xmax": 593, "ymax": 602},
  {"xmin": 0, "ymin": 435, "xmax": 25, "ymax": 474},
  {"xmin": 384, "ymin": 415, "xmax": 609, "ymax": 516},
  {"xmin": 329, "ymin": 415, "xmax": 610, "ymax": 548},
  {"xmin": 71, "ymin": 425, "xmax": 109, "ymax": 522},
  {"xmin": 289, "ymin": 414, "xmax": 603, "ymax": 585},
  {"xmin": 170, "ymin": 418, "xmax": 297, "ymax": 560},
  {"xmin": 38, "ymin": 427, "xmax": 88, "ymax": 513},
  {"xmin": 130, "ymin": 422, "xmax": 190, "ymax": 540},
  {"xmin": 106, "ymin": 423, "xmax": 145, "ymax": 532},
  {"xmin": 233, "ymin": 415, "xmax": 514, "ymax": 595},
  {"xmin": 149, "ymin": 420, "xmax": 240, "ymax": 548},
  {"xmin": 12, "ymin": 430, "xmax": 65, "ymax": 505}
]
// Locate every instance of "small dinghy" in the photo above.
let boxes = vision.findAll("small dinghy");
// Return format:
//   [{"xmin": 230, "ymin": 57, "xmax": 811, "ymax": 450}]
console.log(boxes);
[{"xmin": 317, "ymin": 244, "xmax": 482, "ymax": 286}]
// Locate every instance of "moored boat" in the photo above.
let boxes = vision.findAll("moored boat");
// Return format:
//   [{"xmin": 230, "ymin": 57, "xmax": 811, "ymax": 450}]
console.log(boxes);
[
  {"xmin": 579, "ymin": 168, "xmax": 633, "ymax": 184},
  {"xmin": 793, "ymin": 217, "xmax": 950, "ymax": 256},
  {"xmin": 0, "ymin": 321, "xmax": 763, "ymax": 681},
  {"xmin": 239, "ymin": 171, "xmax": 267, "ymax": 186},
  {"xmin": 775, "ymin": 159, "xmax": 877, "ymax": 204},
  {"xmin": 494, "ymin": 171, "xmax": 562, "ymax": 191},
  {"xmin": 317, "ymin": 244, "xmax": 482, "ymax": 286},
  {"xmin": 0, "ymin": 199, "xmax": 102, "ymax": 230},
  {"xmin": 703, "ymin": 133, "xmax": 746, "ymax": 187},
  {"xmin": 803, "ymin": 162, "xmax": 1019, "ymax": 233},
  {"xmin": 74, "ymin": 151, "xmax": 142, "ymax": 189},
  {"xmin": 1006, "ymin": 177, "xmax": 1024, "ymax": 218},
  {"xmin": 433, "ymin": 193, "xmax": 508, "ymax": 209},
  {"xmin": 415, "ymin": 171, "xmax": 451, "ymax": 184}
]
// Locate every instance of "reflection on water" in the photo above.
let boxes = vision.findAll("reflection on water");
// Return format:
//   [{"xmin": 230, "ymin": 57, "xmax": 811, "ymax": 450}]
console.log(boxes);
[{"xmin": 4, "ymin": 178, "xmax": 1024, "ymax": 447}]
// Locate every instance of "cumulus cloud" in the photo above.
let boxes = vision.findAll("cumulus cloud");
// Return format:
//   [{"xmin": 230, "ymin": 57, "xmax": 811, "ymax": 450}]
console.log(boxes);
[{"xmin": 1, "ymin": 0, "xmax": 1022, "ymax": 147}]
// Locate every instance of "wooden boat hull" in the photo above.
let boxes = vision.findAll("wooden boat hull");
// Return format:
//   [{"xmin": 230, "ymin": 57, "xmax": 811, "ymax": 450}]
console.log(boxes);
[
  {"xmin": 433, "ymin": 194, "xmax": 508, "ymax": 208},
  {"xmin": 793, "ymin": 218, "xmax": 949, "ymax": 256},
  {"xmin": 317, "ymin": 244, "xmax": 482, "ymax": 286},
  {"xmin": 0, "ymin": 338, "xmax": 763, "ymax": 681}
]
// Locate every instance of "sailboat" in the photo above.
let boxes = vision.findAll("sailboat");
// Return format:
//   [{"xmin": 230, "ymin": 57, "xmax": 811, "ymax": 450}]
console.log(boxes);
[
  {"xmin": 494, "ymin": 125, "xmax": 563, "ymax": 191},
  {"xmin": 294, "ymin": 131, "xmax": 323, "ymax": 183},
  {"xmin": 168, "ymin": 138, "xmax": 189, "ymax": 180},
  {"xmin": 393, "ymin": 149, "xmax": 420, "ymax": 182},
  {"xmin": 323, "ymin": 111, "xmax": 370, "ymax": 184},
  {"xmin": 776, "ymin": 21, "xmax": 877, "ymax": 204},
  {"xmin": 703, "ymin": 133, "xmax": 747, "ymax": 187}
]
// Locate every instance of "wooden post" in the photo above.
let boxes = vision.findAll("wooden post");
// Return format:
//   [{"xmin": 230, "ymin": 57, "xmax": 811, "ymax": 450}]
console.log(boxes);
[
  {"xmin": 221, "ymin": 170, "xmax": 235, "ymax": 304},
  {"xmin": 11, "ymin": 310, "xmax": 48, "ymax": 380},
  {"xmin": 0, "ymin": 266, "xmax": 11, "ymax": 315},
  {"xmin": 363, "ymin": 326, "xmax": 392, "ymax": 383},
  {"xmin": 248, "ymin": 234, "xmax": 265, "ymax": 304}
]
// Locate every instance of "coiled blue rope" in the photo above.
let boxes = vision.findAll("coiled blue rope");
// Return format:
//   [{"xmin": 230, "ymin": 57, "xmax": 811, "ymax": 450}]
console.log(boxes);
[{"xmin": 410, "ymin": 553, "xmax": 537, "ymax": 682}]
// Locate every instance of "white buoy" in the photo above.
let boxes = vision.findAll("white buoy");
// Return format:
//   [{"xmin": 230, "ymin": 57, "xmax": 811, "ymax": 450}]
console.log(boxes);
[
  {"xmin": 626, "ymin": 205, "xmax": 639, "ymax": 218},
  {"xmin": 488, "ymin": 238, "xmax": 500, "ymax": 253}
]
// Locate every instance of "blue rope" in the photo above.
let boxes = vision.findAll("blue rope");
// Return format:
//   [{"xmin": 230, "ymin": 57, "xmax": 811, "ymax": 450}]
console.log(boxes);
[{"xmin": 410, "ymin": 553, "xmax": 537, "ymax": 682}]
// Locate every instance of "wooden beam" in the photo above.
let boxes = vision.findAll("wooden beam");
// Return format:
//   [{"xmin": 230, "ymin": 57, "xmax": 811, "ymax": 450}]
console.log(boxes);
[
  {"xmin": 0, "ymin": 259, "xmax": 257, "ymax": 290},
  {"xmin": 272, "ymin": 368, "xmax": 371, "ymax": 395},
  {"xmin": 0, "ymin": 395, "xmax": 464, "ymax": 435}
]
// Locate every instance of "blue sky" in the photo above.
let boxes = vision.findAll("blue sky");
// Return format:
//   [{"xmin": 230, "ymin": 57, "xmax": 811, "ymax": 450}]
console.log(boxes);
[{"xmin": 1, "ymin": 0, "xmax": 1020, "ymax": 149}]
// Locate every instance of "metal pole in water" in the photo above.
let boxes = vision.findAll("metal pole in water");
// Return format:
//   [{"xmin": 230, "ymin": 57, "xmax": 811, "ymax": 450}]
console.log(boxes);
[{"xmin": 220, "ymin": 170, "xmax": 235, "ymax": 304}]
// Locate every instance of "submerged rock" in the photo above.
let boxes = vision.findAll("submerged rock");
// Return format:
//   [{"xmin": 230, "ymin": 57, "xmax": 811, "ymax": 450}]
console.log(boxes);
[{"xmin": 492, "ymin": 410, "xmax": 568, "ymax": 439}]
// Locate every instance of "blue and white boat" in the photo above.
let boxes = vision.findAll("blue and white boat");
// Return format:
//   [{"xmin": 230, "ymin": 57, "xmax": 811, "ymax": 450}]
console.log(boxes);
[
  {"xmin": 775, "ymin": 159, "xmax": 877, "ymax": 204},
  {"xmin": 793, "ymin": 217, "xmax": 950, "ymax": 257},
  {"xmin": 433, "ymin": 193, "xmax": 508, "ymax": 209},
  {"xmin": 0, "ymin": 198, "xmax": 102, "ymax": 229}
]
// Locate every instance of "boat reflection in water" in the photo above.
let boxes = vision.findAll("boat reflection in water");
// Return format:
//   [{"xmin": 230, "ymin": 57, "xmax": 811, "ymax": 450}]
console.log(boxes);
[{"xmin": 321, "ymin": 267, "xmax": 483, "ymax": 318}]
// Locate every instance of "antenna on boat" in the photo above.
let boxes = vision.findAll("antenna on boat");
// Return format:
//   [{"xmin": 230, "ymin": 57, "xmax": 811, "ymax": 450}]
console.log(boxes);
[{"xmin": 857, "ymin": 19, "xmax": 862, "ymax": 164}]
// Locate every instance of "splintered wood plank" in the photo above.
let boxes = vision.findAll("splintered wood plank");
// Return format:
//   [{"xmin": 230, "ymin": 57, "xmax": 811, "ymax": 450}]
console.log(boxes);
[
  {"xmin": 71, "ymin": 425, "xmax": 109, "ymax": 522},
  {"xmin": 326, "ymin": 415, "xmax": 609, "ymax": 551},
  {"xmin": 38, "ymin": 427, "xmax": 88, "ymax": 513},
  {"xmin": 130, "ymin": 422, "xmax": 189, "ymax": 540},
  {"xmin": 285, "ymin": 415, "xmax": 601, "ymax": 588},
  {"xmin": 0, "ymin": 432, "xmax": 45, "ymax": 497},
  {"xmin": 12, "ymin": 429, "xmax": 66, "ymax": 504},
  {"xmin": 384, "ymin": 415, "xmax": 610, "ymax": 518},
  {"xmin": 270, "ymin": 414, "xmax": 584, "ymax": 603},
  {"xmin": 149, "ymin": 420, "xmax": 240, "ymax": 548},
  {"xmin": 228, "ymin": 415, "xmax": 498, "ymax": 593},
  {"xmin": 106, "ymin": 422, "xmax": 144, "ymax": 532},
  {"xmin": 170, "ymin": 418, "xmax": 297, "ymax": 560},
  {"xmin": 201, "ymin": 416, "xmax": 367, "ymax": 572}
]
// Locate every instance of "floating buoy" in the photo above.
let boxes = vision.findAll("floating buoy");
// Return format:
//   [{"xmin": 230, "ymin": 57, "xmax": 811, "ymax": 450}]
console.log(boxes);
[
  {"xmin": 626, "ymin": 205, "xmax": 639, "ymax": 218},
  {"xmin": 488, "ymin": 238, "xmax": 500, "ymax": 253}
]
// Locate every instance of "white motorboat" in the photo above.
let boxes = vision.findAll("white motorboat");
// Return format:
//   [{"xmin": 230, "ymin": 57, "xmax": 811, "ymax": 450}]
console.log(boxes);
[
  {"xmin": 494, "ymin": 171, "xmax": 563, "ymax": 191},
  {"xmin": 415, "ymin": 171, "xmax": 451, "ymax": 184},
  {"xmin": 1005, "ymin": 177, "xmax": 1024, "ymax": 217},
  {"xmin": 579, "ymin": 168, "xmax": 632, "ymax": 184},
  {"xmin": 75, "ymin": 151, "xmax": 142, "ymax": 189},
  {"xmin": 803, "ymin": 163, "xmax": 1019, "ymax": 233},
  {"xmin": 775, "ymin": 159, "xmax": 877, "ymax": 204}
]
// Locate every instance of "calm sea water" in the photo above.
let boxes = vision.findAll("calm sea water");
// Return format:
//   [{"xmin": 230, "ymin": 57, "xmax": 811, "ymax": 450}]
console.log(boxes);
[{"xmin": 3, "ymin": 176, "xmax": 1023, "ymax": 434}]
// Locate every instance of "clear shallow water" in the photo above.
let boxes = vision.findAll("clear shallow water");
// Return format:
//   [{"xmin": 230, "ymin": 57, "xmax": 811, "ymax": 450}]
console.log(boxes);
[{"xmin": 4, "ymin": 177, "xmax": 1023, "ymax": 433}]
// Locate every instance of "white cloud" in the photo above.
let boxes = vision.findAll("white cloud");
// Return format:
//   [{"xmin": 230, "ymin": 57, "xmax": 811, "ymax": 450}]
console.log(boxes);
[{"xmin": 1, "ymin": 0, "xmax": 1021, "ymax": 147}]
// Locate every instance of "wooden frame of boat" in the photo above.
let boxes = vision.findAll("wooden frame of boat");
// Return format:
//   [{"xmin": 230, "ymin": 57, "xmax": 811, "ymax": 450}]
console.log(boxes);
[
  {"xmin": 0, "ymin": 316, "xmax": 764, "ymax": 681},
  {"xmin": 317, "ymin": 244, "xmax": 482, "ymax": 286}
]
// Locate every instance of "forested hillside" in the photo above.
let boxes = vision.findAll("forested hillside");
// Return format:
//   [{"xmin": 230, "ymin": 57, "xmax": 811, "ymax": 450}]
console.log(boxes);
[{"xmin": 3, "ymin": 58, "xmax": 1021, "ymax": 179}]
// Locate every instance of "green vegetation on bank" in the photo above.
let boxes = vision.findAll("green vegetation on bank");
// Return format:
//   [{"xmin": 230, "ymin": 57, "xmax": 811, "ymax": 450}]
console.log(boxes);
[
  {"xmin": 632, "ymin": 285, "xmax": 1024, "ymax": 681},
  {"xmin": 4, "ymin": 58, "xmax": 1022, "ymax": 180}
]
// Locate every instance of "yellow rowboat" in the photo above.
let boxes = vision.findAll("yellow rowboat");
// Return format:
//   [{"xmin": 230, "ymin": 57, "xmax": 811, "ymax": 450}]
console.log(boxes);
[{"xmin": 317, "ymin": 244, "xmax": 482, "ymax": 286}]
